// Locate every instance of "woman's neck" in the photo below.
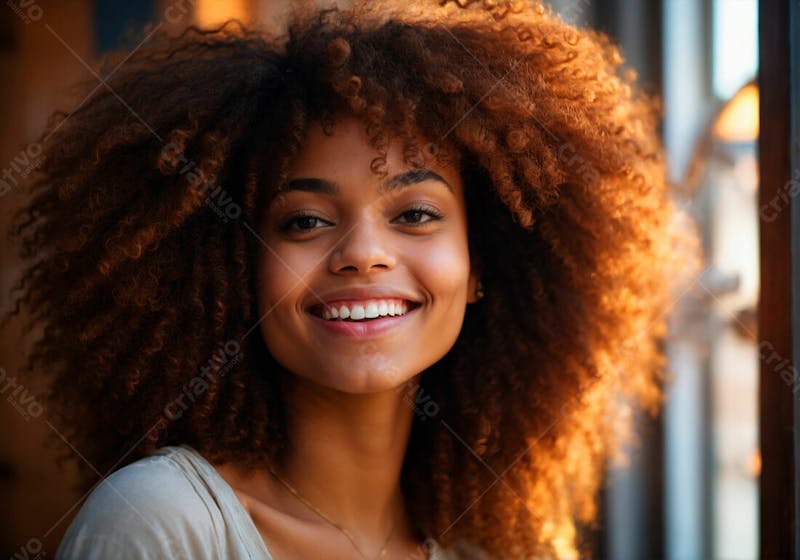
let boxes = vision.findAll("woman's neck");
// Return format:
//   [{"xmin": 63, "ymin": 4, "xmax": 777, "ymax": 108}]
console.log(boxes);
[{"xmin": 276, "ymin": 372, "xmax": 420, "ymax": 542}]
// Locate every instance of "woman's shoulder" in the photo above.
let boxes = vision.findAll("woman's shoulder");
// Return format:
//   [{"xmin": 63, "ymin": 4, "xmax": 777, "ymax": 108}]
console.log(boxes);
[{"xmin": 55, "ymin": 445, "xmax": 225, "ymax": 560}]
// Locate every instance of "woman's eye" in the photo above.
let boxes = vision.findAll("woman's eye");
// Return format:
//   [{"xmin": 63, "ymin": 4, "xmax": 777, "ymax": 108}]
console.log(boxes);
[
  {"xmin": 279, "ymin": 214, "xmax": 331, "ymax": 232},
  {"xmin": 393, "ymin": 205, "xmax": 444, "ymax": 226}
]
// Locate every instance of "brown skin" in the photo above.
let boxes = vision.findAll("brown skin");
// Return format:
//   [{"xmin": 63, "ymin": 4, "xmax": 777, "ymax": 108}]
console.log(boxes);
[{"xmin": 214, "ymin": 116, "xmax": 481, "ymax": 559}]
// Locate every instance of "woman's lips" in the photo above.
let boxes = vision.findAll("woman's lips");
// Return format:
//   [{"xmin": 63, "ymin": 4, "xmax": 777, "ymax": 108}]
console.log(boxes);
[{"xmin": 306, "ymin": 304, "xmax": 420, "ymax": 338}]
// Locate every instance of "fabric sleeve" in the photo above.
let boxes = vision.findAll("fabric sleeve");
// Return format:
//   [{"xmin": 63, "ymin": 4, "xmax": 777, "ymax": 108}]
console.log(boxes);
[{"xmin": 55, "ymin": 455, "xmax": 221, "ymax": 560}]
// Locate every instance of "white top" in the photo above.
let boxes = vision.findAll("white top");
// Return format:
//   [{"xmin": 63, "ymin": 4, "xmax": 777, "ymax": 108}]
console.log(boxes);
[{"xmin": 55, "ymin": 444, "xmax": 452, "ymax": 560}]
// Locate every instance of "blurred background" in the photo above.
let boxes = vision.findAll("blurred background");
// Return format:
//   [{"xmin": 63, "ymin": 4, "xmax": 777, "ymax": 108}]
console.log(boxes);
[{"xmin": 0, "ymin": 0, "xmax": 781, "ymax": 559}]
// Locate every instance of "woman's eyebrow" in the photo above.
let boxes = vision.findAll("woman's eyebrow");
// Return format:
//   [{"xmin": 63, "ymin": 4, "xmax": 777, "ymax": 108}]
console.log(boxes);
[
  {"xmin": 385, "ymin": 169, "xmax": 454, "ymax": 194},
  {"xmin": 279, "ymin": 169, "xmax": 454, "ymax": 196}
]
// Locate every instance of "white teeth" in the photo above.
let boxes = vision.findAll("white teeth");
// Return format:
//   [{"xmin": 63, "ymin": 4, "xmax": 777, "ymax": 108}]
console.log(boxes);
[
  {"xmin": 365, "ymin": 302, "xmax": 379, "ymax": 319},
  {"xmin": 318, "ymin": 299, "xmax": 413, "ymax": 321},
  {"xmin": 350, "ymin": 305, "xmax": 366, "ymax": 320}
]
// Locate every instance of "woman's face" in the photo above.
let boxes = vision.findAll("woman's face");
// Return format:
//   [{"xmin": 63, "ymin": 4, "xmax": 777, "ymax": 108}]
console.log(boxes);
[{"xmin": 256, "ymin": 115, "xmax": 480, "ymax": 393}]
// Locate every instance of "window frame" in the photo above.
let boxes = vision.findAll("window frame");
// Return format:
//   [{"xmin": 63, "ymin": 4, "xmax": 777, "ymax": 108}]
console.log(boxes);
[{"xmin": 757, "ymin": 0, "xmax": 800, "ymax": 557}]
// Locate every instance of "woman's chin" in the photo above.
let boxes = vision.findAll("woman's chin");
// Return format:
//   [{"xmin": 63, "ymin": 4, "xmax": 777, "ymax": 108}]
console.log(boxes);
[{"xmin": 292, "ymin": 370, "xmax": 419, "ymax": 396}]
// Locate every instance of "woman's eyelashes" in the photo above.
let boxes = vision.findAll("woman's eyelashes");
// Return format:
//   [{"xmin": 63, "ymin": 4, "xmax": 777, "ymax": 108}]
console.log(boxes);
[
  {"xmin": 277, "ymin": 204, "xmax": 444, "ymax": 234},
  {"xmin": 392, "ymin": 204, "xmax": 445, "ymax": 225},
  {"xmin": 279, "ymin": 213, "xmax": 329, "ymax": 233}
]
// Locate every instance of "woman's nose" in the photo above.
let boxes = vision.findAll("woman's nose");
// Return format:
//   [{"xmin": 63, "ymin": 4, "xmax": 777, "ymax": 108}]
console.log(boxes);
[{"xmin": 328, "ymin": 213, "xmax": 397, "ymax": 274}]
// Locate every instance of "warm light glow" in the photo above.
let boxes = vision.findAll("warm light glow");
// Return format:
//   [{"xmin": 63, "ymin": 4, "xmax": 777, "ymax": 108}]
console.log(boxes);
[
  {"xmin": 195, "ymin": 0, "xmax": 250, "ymax": 28},
  {"xmin": 749, "ymin": 448, "xmax": 761, "ymax": 478},
  {"xmin": 713, "ymin": 82, "xmax": 759, "ymax": 142}
]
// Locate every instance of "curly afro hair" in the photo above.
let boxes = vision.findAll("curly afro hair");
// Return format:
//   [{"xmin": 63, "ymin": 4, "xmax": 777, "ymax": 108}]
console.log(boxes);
[{"xmin": 4, "ymin": 1, "xmax": 700, "ymax": 558}]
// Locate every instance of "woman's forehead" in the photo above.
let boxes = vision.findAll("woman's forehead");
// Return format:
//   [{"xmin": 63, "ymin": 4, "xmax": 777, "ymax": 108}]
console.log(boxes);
[{"xmin": 285, "ymin": 115, "xmax": 463, "ymax": 190}]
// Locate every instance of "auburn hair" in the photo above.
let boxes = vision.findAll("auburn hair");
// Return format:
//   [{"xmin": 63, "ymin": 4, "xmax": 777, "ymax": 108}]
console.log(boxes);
[{"xmin": 5, "ymin": 1, "xmax": 699, "ymax": 558}]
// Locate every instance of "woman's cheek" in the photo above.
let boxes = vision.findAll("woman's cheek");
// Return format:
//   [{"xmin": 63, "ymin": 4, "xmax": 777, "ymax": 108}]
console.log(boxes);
[
  {"xmin": 257, "ymin": 243, "xmax": 319, "ymax": 307},
  {"xmin": 417, "ymin": 242, "xmax": 472, "ymax": 299}
]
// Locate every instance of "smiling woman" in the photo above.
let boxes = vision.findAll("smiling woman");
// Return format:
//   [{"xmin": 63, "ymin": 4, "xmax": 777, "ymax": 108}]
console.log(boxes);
[
  {"xmin": 258, "ymin": 116, "xmax": 477, "ymax": 395},
  {"xmin": 3, "ymin": 1, "xmax": 699, "ymax": 559}
]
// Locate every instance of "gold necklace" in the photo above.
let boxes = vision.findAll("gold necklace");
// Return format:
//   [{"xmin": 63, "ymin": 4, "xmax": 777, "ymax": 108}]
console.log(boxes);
[{"xmin": 265, "ymin": 461, "xmax": 396, "ymax": 560}]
